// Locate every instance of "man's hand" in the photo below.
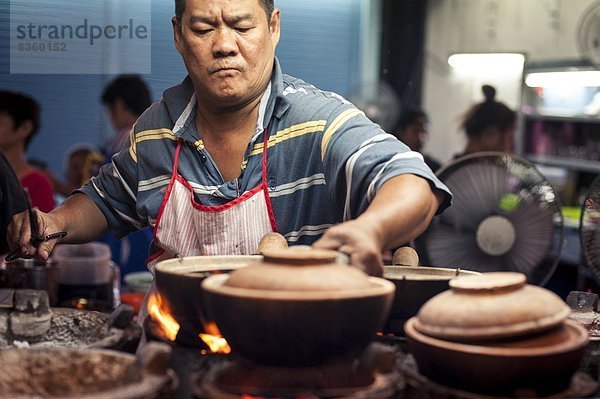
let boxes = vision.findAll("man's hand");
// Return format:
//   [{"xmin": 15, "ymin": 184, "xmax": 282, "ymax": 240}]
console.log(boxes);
[
  {"xmin": 6, "ymin": 193, "xmax": 109, "ymax": 260},
  {"xmin": 312, "ymin": 219, "xmax": 384, "ymax": 277},
  {"xmin": 7, "ymin": 209, "xmax": 64, "ymax": 260}
]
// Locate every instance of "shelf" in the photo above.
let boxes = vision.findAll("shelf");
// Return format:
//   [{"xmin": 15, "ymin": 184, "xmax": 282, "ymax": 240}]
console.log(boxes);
[
  {"xmin": 523, "ymin": 114, "xmax": 600, "ymax": 124},
  {"xmin": 527, "ymin": 155, "xmax": 600, "ymax": 173}
]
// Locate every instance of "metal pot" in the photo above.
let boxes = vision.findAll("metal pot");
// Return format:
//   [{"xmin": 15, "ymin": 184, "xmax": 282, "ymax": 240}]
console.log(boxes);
[
  {"xmin": 0, "ymin": 259, "xmax": 60, "ymax": 306},
  {"xmin": 382, "ymin": 247, "xmax": 481, "ymax": 335}
]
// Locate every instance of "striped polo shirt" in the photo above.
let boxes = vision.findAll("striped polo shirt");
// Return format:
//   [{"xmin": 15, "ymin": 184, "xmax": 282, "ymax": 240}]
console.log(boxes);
[{"xmin": 79, "ymin": 58, "xmax": 451, "ymax": 255}]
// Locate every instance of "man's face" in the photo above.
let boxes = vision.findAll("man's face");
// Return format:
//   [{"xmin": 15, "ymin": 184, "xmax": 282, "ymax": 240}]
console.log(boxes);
[
  {"xmin": 173, "ymin": 0, "xmax": 280, "ymax": 109},
  {"xmin": 399, "ymin": 116, "xmax": 428, "ymax": 152}
]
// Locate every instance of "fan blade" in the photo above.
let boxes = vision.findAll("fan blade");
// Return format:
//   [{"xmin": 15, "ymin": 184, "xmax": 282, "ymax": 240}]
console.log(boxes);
[{"xmin": 419, "ymin": 153, "xmax": 562, "ymax": 285}]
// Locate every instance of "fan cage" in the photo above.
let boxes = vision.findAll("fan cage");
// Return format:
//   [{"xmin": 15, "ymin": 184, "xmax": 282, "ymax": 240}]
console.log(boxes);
[
  {"xmin": 580, "ymin": 174, "xmax": 600, "ymax": 284},
  {"xmin": 414, "ymin": 152, "xmax": 564, "ymax": 287}
]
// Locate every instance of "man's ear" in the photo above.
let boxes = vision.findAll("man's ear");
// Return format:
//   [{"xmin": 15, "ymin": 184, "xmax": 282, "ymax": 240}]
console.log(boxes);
[
  {"xmin": 269, "ymin": 8, "xmax": 281, "ymax": 48},
  {"xmin": 172, "ymin": 16, "xmax": 183, "ymax": 54}
]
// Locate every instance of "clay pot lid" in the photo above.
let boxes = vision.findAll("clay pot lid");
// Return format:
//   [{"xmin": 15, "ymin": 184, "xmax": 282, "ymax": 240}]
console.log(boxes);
[
  {"xmin": 221, "ymin": 247, "xmax": 376, "ymax": 292},
  {"xmin": 449, "ymin": 271, "xmax": 526, "ymax": 292},
  {"xmin": 414, "ymin": 272, "xmax": 571, "ymax": 341}
]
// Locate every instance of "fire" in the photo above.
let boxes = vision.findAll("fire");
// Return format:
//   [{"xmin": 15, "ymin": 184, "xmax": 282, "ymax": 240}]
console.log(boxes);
[
  {"xmin": 199, "ymin": 322, "xmax": 231, "ymax": 354},
  {"xmin": 147, "ymin": 292, "xmax": 180, "ymax": 341}
]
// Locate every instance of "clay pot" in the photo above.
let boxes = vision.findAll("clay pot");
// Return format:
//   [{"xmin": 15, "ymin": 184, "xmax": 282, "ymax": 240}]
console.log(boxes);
[
  {"xmin": 154, "ymin": 255, "xmax": 262, "ymax": 342},
  {"xmin": 405, "ymin": 317, "xmax": 588, "ymax": 396},
  {"xmin": 381, "ymin": 247, "xmax": 480, "ymax": 335},
  {"xmin": 201, "ymin": 248, "xmax": 395, "ymax": 367},
  {"xmin": 414, "ymin": 272, "xmax": 571, "ymax": 341},
  {"xmin": 153, "ymin": 233, "xmax": 289, "ymax": 342}
]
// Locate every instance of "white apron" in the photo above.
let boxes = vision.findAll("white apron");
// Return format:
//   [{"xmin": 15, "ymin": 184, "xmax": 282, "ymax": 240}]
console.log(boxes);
[{"xmin": 138, "ymin": 129, "xmax": 278, "ymax": 326}]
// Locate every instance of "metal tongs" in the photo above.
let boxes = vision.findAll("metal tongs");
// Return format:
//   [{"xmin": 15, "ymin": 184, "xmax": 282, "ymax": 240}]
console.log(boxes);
[{"xmin": 5, "ymin": 188, "xmax": 67, "ymax": 262}]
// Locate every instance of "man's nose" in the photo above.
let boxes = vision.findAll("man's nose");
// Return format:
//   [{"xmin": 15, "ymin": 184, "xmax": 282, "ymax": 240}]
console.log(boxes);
[{"xmin": 213, "ymin": 28, "xmax": 238, "ymax": 56}]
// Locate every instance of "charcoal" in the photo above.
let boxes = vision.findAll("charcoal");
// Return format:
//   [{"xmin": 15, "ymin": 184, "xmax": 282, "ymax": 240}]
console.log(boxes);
[
  {"xmin": 10, "ymin": 310, "xmax": 52, "ymax": 337},
  {"xmin": 0, "ymin": 309, "xmax": 9, "ymax": 335}
]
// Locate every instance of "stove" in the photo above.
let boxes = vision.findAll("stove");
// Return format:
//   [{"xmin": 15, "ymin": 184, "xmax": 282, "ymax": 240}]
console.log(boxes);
[
  {"xmin": 145, "ymin": 309, "xmax": 600, "ymax": 399},
  {"xmin": 191, "ymin": 343, "xmax": 402, "ymax": 399},
  {"xmin": 0, "ymin": 289, "xmax": 140, "ymax": 352},
  {"xmin": 145, "ymin": 314, "xmax": 404, "ymax": 399},
  {"xmin": 399, "ymin": 354, "xmax": 599, "ymax": 399}
]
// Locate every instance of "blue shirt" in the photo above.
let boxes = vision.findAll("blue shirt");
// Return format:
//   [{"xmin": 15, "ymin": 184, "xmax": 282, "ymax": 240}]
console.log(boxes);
[{"xmin": 79, "ymin": 58, "xmax": 451, "ymax": 255}]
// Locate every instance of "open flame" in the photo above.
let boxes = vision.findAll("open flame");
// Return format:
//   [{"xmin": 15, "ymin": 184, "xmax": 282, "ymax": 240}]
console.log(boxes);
[
  {"xmin": 147, "ymin": 291, "xmax": 230, "ymax": 353},
  {"xmin": 147, "ymin": 291, "xmax": 180, "ymax": 341},
  {"xmin": 199, "ymin": 322, "xmax": 231, "ymax": 354}
]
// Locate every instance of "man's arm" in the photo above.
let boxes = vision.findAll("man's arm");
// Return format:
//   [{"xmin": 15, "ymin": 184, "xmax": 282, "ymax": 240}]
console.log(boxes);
[
  {"xmin": 313, "ymin": 174, "xmax": 443, "ymax": 276},
  {"xmin": 8, "ymin": 193, "xmax": 108, "ymax": 260}
]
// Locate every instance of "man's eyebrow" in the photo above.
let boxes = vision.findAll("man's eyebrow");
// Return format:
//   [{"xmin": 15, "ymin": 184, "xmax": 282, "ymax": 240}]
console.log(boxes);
[
  {"xmin": 189, "ymin": 13, "xmax": 254, "ymax": 25},
  {"xmin": 189, "ymin": 15, "xmax": 214, "ymax": 25}
]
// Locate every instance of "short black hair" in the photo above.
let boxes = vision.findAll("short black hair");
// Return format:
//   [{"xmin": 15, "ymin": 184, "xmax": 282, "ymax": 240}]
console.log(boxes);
[
  {"xmin": 101, "ymin": 75, "xmax": 152, "ymax": 117},
  {"xmin": 174, "ymin": 0, "xmax": 274, "ymax": 21},
  {"xmin": 0, "ymin": 90, "xmax": 40, "ymax": 149},
  {"xmin": 396, "ymin": 109, "xmax": 427, "ymax": 131}
]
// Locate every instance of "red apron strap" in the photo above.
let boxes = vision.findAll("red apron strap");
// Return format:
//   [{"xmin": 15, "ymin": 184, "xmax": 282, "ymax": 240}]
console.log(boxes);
[{"xmin": 260, "ymin": 126, "xmax": 279, "ymax": 232}]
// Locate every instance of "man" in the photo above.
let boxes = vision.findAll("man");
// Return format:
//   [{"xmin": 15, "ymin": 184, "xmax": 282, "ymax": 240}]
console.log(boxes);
[
  {"xmin": 393, "ymin": 109, "xmax": 442, "ymax": 172},
  {"xmin": 100, "ymin": 75, "xmax": 153, "ymax": 158},
  {"xmin": 0, "ymin": 91, "xmax": 55, "ymax": 212},
  {"xmin": 1, "ymin": 153, "xmax": 27, "ymax": 255},
  {"xmin": 8, "ymin": 0, "xmax": 451, "ymax": 278}
]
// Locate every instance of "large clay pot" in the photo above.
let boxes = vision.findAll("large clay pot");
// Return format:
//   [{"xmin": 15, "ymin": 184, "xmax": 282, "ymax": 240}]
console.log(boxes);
[
  {"xmin": 414, "ymin": 272, "xmax": 571, "ymax": 341},
  {"xmin": 153, "ymin": 233, "xmax": 289, "ymax": 343},
  {"xmin": 405, "ymin": 317, "xmax": 588, "ymax": 396},
  {"xmin": 154, "ymin": 255, "xmax": 262, "ymax": 343},
  {"xmin": 404, "ymin": 272, "xmax": 587, "ymax": 396},
  {"xmin": 201, "ymin": 248, "xmax": 395, "ymax": 367}
]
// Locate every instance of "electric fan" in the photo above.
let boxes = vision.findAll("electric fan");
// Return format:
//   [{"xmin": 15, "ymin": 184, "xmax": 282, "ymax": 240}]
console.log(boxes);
[
  {"xmin": 414, "ymin": 152, "xmax": 564, "ymax": 286},
  {"xmin": 577, "ymin": 0, "xmax": 600, "ymax": 70},
  {"xmin": 580, "ymin": 174, "xmax": 600, "ymax": 283}
]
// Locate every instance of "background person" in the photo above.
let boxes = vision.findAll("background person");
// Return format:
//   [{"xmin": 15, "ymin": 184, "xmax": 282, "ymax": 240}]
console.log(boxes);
[
  {"xmin": 456, "ymin": 85, "xmax": 517, "ymax": 158},
  {"xmin": 0, "ymin": 153, "xmax": 27, "ymax": 255},
  {"xmin": 101, "ymin": 75, "xmax": 153, "ymax": 158},
  {"xmin": 8, "ymin": 0, "xmax": 451, "ymax": 291},
  {"xmin": 393, "ymin": 108, "xmax": 442, "ymax": 172},
  {"xmin": 100, "ymin": 75, "xmax": 154, "ymax": 278},
  {"xmin": 48, "ymin": 144, "xmax": 105, "ymax": 200},
  {"xmin": 0, "ymin": 90, "xmax": 55, "ymax": 212}
]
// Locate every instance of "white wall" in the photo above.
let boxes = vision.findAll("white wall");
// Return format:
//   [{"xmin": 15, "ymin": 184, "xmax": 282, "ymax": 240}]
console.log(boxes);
[{"xmin": 423, "ymin": 0, "xmax": 597, "ymax": 164}]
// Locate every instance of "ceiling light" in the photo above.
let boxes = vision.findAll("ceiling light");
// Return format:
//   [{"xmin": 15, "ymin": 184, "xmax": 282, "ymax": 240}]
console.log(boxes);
[
  {"xmin": 525, "ymin": 71, "xmax": 600, "ymax": 88},
  {"xmin": 448, "ymin": 53, "xmax": 526, "ymax": 73}
]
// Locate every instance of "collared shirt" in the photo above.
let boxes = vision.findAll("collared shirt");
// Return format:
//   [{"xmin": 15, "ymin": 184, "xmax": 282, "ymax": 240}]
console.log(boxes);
[{"xmin": 79, "ymin": 58, "xmax": 451, "ymax": 254}]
